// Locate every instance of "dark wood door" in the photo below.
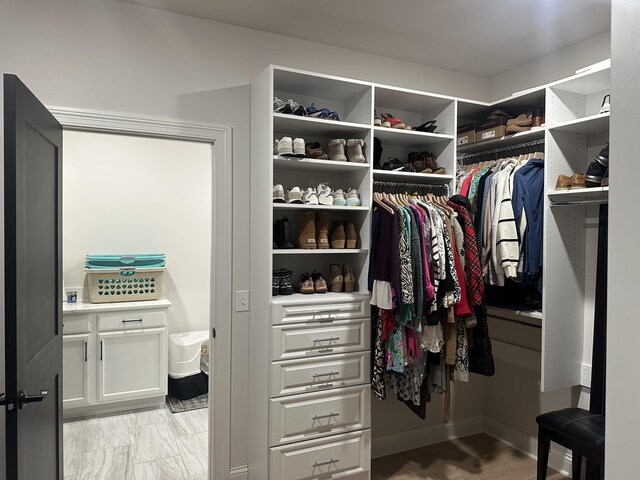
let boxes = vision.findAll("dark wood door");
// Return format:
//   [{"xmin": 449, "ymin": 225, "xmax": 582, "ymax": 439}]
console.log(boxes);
[{"xmin": 3, "ymin": 74, "xmax": 63, "ymax": 479}]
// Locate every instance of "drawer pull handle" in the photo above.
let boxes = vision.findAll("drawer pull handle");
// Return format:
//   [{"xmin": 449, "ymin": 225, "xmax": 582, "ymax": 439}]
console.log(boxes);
[
  {"xmin": 313, "ymin": 458, "xmax": 339, "ymax": 468},
  {"xmin": 312, "ymin": 371, "xmax": 339, "ymax": 379},
  {"xmin": 122, "ymin": 318, "xmax": 143, "ymax": 324},
  {"xmin": 84, "ymin": 341, "xmax": 87, "ymax": 362},
  {"xmin": 313, "ymin": 336, "xmax": 340, "ymax": 343},
  {"xmin": 312, "ymin": 412, "xmax": 340, "ymax": 421}
]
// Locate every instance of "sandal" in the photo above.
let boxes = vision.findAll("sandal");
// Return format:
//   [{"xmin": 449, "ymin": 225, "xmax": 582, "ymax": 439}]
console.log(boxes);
[
  {"xmin": 373, "ymin": 110, "xmax": 382, "ymax": 127},
  {"xmin": 414, "ymin": 120, "xmax": 437, "ymax": 132},
  {"xmin": 381, "ymin": 113, "xmax": 406, "ymax": 129}
]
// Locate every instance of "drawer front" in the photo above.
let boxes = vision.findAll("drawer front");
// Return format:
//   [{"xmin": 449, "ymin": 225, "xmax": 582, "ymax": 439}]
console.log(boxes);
[
  {"xmin": 63, "ymin": 314, "xmax": 91, "ymax": 334},
  {"xmin": 271, "ymin": 319, "xmax": 370, "ymax": 361},
  {"xmin": 272, "ymin": 298, "xmax": 370, "ymax": 325},
  {"xmin": 271, "ymin": 353, "xmax": 370, "ymax": 398},
  {"xmin": 270, "ymin": 385, "xmax": 370, "ymax": 446},
  {"xmin": 98, "ymin": 310, "xmax": 166, "ymax": 331},
  {"xmin": 270, "ymin": 430, "xmax": 371, "ymax": 480}
]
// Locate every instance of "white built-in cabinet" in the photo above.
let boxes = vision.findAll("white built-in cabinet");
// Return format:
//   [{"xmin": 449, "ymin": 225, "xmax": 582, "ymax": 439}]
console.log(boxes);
[
  {"xmin": 62, "ymin": 299, "xmax": 170, "ymax": 417},
  {"xmin": 250, "ymin": 62, "xmax": 610, "ymax": 478}
]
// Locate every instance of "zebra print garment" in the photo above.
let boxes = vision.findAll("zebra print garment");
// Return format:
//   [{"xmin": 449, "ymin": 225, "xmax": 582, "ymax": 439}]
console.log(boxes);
[{"xmin": 397, "ymin": 208, "xmax": 414, "ymax": 305}]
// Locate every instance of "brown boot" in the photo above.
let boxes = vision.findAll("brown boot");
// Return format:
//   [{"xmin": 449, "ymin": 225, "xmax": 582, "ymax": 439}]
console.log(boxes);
[
  {"xmin": 330, "ymin": 221, "xmax": 345, "ymax": 249},
  {"xmin": 343, "ymin": 264, "xmax": 355, "ymax": 292},
  {"xmin": 316, "ymin": 212, "xmax": 330, "ymax": 249},
  {"xmin": 329, "ymin": 264, "xmax": 343, "ymax": 292},
  {"xmin": 345, "ymin": 221, "xmax": 357, "ymax": 249},
  {"xmin": 298, "ymin": 212, "xmax": 317, "ymax": 249}
]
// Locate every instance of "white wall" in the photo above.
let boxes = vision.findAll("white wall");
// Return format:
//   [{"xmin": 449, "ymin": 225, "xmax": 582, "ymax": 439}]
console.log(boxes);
[
  {"xmin": 607, "ymin": 1, "xmax": 638, "ymax": 477},
  {"xmin": 489, "ymin": 31, "xmax": 611, "ymax": 101},
  {"xmin": 62, "ymin": 131, "xmax": 212, "ymax": 333}
]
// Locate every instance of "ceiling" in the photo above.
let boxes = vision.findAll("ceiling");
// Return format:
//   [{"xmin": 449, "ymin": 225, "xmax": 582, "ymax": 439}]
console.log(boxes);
[{"xmin": 119, "ymin": 0, "xmax": 611, "ymax": 77}]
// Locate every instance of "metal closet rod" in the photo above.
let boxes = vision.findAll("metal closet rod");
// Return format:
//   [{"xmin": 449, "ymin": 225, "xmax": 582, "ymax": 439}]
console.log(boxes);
[
  {"xmin": 458, "ymin": 138, "xmax": 546, "ymax": 164},
  {"xmin": 373, "ymin": 180, "xmax": 449, "ymax": 197}
]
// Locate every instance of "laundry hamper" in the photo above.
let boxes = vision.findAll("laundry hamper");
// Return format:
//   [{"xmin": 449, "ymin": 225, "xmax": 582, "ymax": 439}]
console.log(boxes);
[{"xmin": 85, "ymin": 254, "xmax": 166, "ymax": 303}]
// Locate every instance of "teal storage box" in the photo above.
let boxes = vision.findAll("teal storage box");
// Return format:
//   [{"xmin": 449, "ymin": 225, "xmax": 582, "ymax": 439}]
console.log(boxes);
[{"xmin": 85, "ymin": 254, "xmax": 166, "ymax": 269}]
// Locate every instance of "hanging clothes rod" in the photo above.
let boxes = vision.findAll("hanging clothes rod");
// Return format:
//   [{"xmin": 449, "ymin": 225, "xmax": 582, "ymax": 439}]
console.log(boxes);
[
  {"xmin": 458, "ymin": 138, "xmax": 546, "ymax": 164},
  {"xmin": 373, "ymin": 180, "xmax": 449, "ymax": 197}
]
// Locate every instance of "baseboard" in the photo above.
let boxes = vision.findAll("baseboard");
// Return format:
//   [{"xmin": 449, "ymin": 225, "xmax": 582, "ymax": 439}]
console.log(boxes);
[
  {"xmin": 229, "ymin": 465, "xmax": 248, "ymax": 479},
  {"xmin": 483, "ymin": 416, "xmax": 572, "ymax": 476},
  {"xmin": 372, "ymin": 415, "xmax": 484, "ymax": 459}
]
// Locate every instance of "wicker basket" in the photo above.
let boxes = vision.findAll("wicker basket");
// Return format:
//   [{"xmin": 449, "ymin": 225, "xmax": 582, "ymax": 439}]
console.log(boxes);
[{"xmin": 85, "ymin": 267, "xmax": 165, "ymax": 303}]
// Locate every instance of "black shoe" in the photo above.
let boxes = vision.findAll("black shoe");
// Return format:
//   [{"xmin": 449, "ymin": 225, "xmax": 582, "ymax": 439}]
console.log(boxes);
[
  {"xmin": 585, "ymin": 143, "xmax": 609, "ymax": 187},
  {"xmin": 278, "ymin": 269, "xmax": 294, "ymax": 295},
  {"xmin": 292, "ymin": 105, "xmax": 307, "ymax": 116},
  {"xmin": 275, "ymin": 218, "xmax": 294, "ymax": 248},
  {"xmin": 272, "ymin": 270, "xmax": 280, "ymax": 296}
]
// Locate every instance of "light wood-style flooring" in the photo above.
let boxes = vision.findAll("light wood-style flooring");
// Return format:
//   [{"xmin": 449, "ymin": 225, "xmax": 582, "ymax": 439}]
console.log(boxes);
[{"xmin": 372, "ymin": 434, "xmax": 567, "ymax": 480}]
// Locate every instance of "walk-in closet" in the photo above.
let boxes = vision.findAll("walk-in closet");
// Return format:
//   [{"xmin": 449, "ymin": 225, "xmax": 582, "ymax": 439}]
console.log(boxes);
[{"xmin": 4, "ymin": 0, "xmax": 638, "ymax": 479}]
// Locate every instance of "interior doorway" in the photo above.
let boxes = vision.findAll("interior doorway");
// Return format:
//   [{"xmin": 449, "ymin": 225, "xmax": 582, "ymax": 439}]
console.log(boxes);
[{"xmin": 50, "ymin": 108, "xmax": 233, "ymax": 480}]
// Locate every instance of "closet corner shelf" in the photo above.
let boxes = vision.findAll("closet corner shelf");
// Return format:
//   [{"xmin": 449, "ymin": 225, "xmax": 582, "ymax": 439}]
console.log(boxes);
[
  {"xmin": 273, "ymin": 113, "xmax": 370, "ymax": 136},
  {"xmin": 456, "ymin": 128, "xmax": 545, "ymax": 154},
  {"xmin": 273, "ymin": 203, "xmax": 369, "ymax": 212},
  {"xmin": 547, "ymin": 186, "xmax": 609, "ymax": 206},
  {"xmin": 271, "ymin": 291, "xmax": 371, "ymax": 304},
  {"xmin": 373, "ymin": 126, "xmax": 454, "ymax": 147},
  {"xmin": 273, "ymin": 248, "xmax": 369, "ymax": 255},
  {"xmin": 547, "ymin": 112, "xmax": 610, "ymax": 135},
  {"xmin": 372, "ymin": 170, "xmax": 453, "ymax": 184},
  {"xmin": 273, "ymin": 155, "xmax": 370, "ymax": 172},
  {"xmin": 486, "ymin": 306, "xmax": 542, "ymax": 328}
]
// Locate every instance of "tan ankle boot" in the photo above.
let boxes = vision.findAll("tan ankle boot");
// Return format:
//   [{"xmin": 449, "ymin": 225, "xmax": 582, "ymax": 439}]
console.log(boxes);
[
  {"xmin": 316, "ymin": 212, "xmax": 330, "ymax": 249},
  {"xmin": 298, "ymin": 212, "xmax": 317, "ymax": 249},
  {"xmin": 343, "ymin": 264, "xmax": 355, "ymax": 292},
  {"xmin": 345, "ymin": 221, "xmax": 357, "ymax": 249},
  {"xmin": 330, "ymin": 221, "xmax": 345, "ymax": 249},
  {"xmin": 329, "ymin": 264, "xmax": 343, "ymax": 292}
]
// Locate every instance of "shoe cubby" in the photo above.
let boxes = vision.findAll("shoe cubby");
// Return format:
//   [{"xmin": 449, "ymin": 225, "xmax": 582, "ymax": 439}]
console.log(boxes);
[
  {"xmin": 273, "ymin": 67, "xmax": 373, "ymax": 126},
  {"xmin": 546, "ymin": 65, "xmax": 610, "ymax": 128}
]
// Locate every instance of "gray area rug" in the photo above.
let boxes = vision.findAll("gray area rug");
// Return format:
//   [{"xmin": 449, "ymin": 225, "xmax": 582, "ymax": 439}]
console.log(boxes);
[{"xmin": 166, "ymin": 393, "xmax": 208, "ymax": 413}]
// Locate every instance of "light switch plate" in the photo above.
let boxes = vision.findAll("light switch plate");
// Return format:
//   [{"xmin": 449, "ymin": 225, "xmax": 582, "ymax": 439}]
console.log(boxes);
[{"xmin": 235, "ymin": 290, "xmax": 250, "ymax": 312}]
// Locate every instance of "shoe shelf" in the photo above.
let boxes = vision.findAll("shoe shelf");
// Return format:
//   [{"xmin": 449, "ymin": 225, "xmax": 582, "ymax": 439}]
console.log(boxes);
[
  {"xmin": 273, "ymin": 113, "xmax": 371, "ymax": 137},
  {"xmin": 547, "ymin": 113, "xmax": 609, "ymax": 135},
  {"xmin": 273, "ymin": 155, "xmax": 370, "ymax": 172},
  {"xmin": 547, "ymin": 186, "xmax": 609, "ymax": 206},
  {"xmin": 273, "ymin": 204, "xmax": 370, "ymax": 211},
  {"xmin": 456, "ymin": 128, "xmax": 545, "ymax": 154},
  {"xmin": 373, "ymin": 126, "xmax": 454, "ymax": 148},
  {"xmin": 271, "ymin": 291, "xmax": 370, "ymax": 304},
  {"xmin": 272, "ymin": 249, "xmax": 369, "ymax": 255},
  {"xmin": 372, "ymin": 169, "xmax": 453, "ymax": 184}
]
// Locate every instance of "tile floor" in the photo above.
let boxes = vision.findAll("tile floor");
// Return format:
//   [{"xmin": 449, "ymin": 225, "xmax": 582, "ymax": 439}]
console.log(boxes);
[{"xmin": 63, "ymin": 404, "xmax": 208, "ymax": 480}]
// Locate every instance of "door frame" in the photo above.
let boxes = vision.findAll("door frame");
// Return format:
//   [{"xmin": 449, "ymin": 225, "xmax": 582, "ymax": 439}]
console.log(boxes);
[{"xmin": 49, "ymin": 106, "xmax": 233, "ymax": 480}]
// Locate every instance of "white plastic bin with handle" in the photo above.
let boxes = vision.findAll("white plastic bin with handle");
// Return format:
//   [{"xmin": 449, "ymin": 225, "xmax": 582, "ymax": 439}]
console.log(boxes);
[{"xmin": 168, "ymin": 330, "xmax": 209, "ymax": 400}]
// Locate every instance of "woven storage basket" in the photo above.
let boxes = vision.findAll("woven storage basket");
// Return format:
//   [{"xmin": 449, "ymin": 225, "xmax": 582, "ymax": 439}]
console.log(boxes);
[{"xmin": 85, "ymin": 267, "xmax": 165, "ymax": 303}]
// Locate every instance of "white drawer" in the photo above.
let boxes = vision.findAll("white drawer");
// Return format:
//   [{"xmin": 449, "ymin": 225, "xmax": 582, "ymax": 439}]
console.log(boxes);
[
  {"xmin": 272, "ymin": 297, "xmax": 370, "ymax": 325},
  {"xmin": 270, "ymin": 430, "xmax": 371, "ymax": 480},
  {"xmin": 63, "ymin": 314, "xmax": 91, "ymax": 334},
  {"xmin": 97, "ymin": 310, "xmax": 166, "ymax": 332},
  {"xmin": 271, "ymin": 353, "xmax": 370, "ymax": 398},
  {"xmin": 271, "ymin": 319, "xmax": 370, "ymax": 361},
  {"xmin": 270, "ymin": 385, "xmax": 370, "ymax": 446}
]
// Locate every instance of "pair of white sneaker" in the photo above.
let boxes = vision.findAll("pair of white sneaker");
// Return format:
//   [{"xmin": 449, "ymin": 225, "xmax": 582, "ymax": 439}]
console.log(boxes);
[
  {"xmin": 274, "ymin": 137, "xmax": 304, "ymax": 157},
  {"xmin": 273, "ymin": 184, "xmax": 361, "ymax": 207}
]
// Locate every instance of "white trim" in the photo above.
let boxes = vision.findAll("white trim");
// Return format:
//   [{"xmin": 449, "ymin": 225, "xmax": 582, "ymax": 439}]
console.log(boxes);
[
  {"xmin": 581, "ymin": 363, "xmax": 592, "ymax": 388},
  {"xmin": 371, "ymin": 416, "xmax": 484, "ymax": 459},
  {"xmin": 48, "ymin": 106, "xmax": 233, "ymax": 480},
  {"xmin": 484, "ymin": 416, "xmax": 572, "ymax": 477}
]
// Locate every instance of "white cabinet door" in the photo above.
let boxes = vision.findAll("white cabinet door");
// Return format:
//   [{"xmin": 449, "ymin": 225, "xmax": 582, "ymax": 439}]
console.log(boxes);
[
  {"xmin": 97, "ymin": 328, "xmax": 167, "ymax": 403},
  {"xmin": 63, "ymin": 334, "xmax": 91, "ymax": 408}
]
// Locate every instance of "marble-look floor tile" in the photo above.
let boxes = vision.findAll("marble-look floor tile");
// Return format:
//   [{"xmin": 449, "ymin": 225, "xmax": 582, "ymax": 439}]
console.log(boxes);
[
  {"xmin": 63, "ymin": 418, "xmax": 92, "ymax": 438},
  {"xmin": 125, "ymin": 406, "xmax": 169, "ymax": 429},
  {"xmin": 129, "ymin": 422, "xmax": 180, "ymax": 464},
  {"xmin": 78, "ymin": 446, "xmax": 134, "ymax": 480},
  {"xmin": 64, "ymin": 476, "xmax": 79, "ymax": 480},
  {"xmin": 176, "ymin": 432, "xmax": 208, "ymax": 477},
  {"xmin": 168, "ymin": 408, "xmax": 208, "ymax": 436},
  {"xmin": 84, "ymin": 415, "xmax": 130, "ymax": 452},
  {"xmin": 187, "ymin": 474, "xmax": 208, "ymax": 480},
  {"xmin": 63, "ymin": 434, "xmax": 85, "ymax": 476},
  {"xmin": 133, "ymin": 455, "xmax": 189, "ymax": 479}
]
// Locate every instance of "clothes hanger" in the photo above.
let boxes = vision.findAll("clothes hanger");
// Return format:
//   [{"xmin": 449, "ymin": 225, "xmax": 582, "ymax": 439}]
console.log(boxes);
[{"xmin": 373, "ymin": 191, "xmax": 394, "ymax": 214}]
